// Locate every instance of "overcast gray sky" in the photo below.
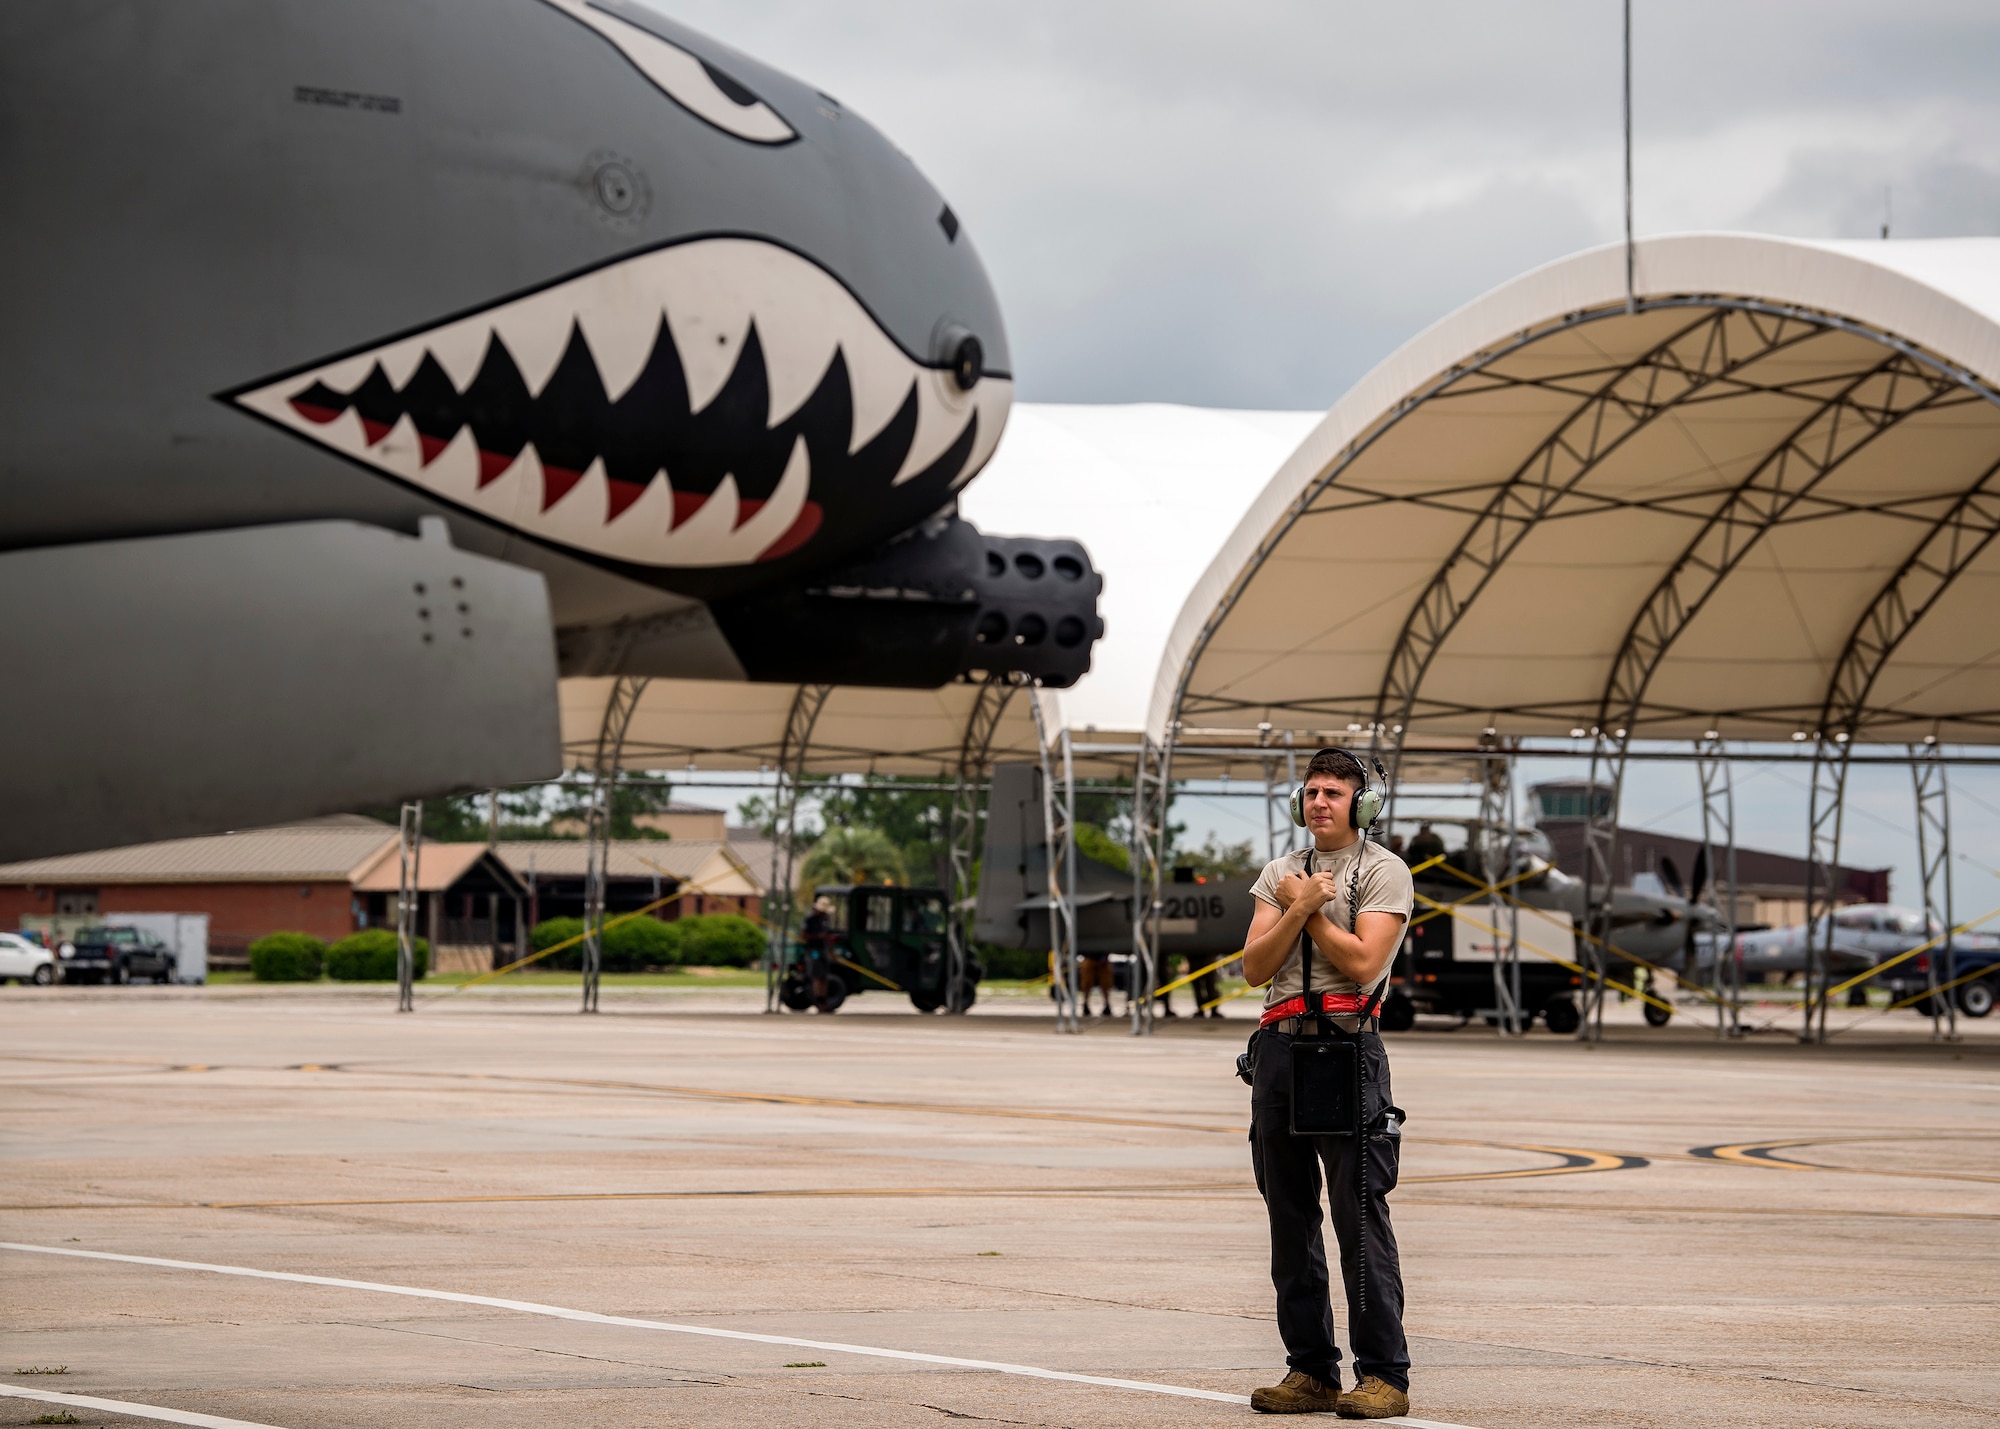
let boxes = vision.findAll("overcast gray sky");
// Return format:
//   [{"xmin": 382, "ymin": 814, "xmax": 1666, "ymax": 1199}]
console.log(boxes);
[
  {"xmin": 660, "ymin": 1, "xmax": 2000, "ymax": 921},
  {"xmin": 665, "ymin": 0, "xmax": 2000, "ymax": 408}
]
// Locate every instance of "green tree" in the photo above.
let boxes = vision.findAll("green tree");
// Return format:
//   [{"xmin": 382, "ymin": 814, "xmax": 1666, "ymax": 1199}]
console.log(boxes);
[
  {"xmin": 1074, "ymin": 822, "xmax": 1130, "ymax": 872},
  {"xmin": 1179, "ymin": 833, "xmax": 1261, "ymax": 880},
  {"xmin": 797, "ymin": 824, "xmax": 908, "ymax": 894},
  {"xmin": 356, "ymin": 771, "xmax": 692, "ymax": 842}
]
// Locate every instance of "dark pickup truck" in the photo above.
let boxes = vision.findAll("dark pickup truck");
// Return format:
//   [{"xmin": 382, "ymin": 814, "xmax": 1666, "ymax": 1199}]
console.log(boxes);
[
  {"xmin": 61, "ymin": 925, "xmax": 178, "ymax": 985},
  {"xmin": 1875, "ymin": 942, "xmax": 2000, "ymax": 1019}
]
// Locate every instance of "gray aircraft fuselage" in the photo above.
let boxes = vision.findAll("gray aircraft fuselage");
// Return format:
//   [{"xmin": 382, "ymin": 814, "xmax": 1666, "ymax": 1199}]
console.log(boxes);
[{"xmin": 0, "ymin": 1, "xmax": 1103, "ymax": 859}]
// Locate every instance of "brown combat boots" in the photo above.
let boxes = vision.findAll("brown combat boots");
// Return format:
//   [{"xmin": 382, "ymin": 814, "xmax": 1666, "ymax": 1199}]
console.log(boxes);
[
  {"xmin": 1335, "ymin": 1375, "xmax": 1409, "ymax": 1419},
  {"xmin": 1250, "ymin": 1370, "xmax": 1342, "ymax": 1414}
]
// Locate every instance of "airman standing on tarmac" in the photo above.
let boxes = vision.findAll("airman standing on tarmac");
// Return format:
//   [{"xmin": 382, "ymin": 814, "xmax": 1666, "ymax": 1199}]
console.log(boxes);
[{"xmin": 1239, "ymin": 748, "xmax": 1414, "ymax": 1418}]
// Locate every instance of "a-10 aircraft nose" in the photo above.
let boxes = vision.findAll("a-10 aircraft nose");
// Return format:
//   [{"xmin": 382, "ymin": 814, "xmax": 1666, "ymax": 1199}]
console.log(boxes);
[
  {"xmin": 217, "ymin": 0, "xmax": 1015, "ymax": 600},
  {"xmin": 547, "ymin": 0, "xmax": 1011, "ymax": 374}
]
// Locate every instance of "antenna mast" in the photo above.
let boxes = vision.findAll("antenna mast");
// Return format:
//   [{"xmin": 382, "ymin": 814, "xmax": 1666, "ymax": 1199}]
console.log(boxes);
[{"xmin": 1623, "ymin": 0, "xmax": 1635, "ymax": 311}]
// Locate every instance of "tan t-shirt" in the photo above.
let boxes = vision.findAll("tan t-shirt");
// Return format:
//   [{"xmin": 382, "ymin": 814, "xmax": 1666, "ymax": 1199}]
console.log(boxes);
[{"xmin": 1249, "ymin": 837, "xmax": 1414, "ymax": 1016}]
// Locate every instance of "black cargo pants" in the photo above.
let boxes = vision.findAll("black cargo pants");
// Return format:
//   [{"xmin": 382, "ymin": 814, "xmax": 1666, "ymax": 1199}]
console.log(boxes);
[{"xmin": 1248, "ymin": 1027, "xmax": 1410, "ymax": 1393}]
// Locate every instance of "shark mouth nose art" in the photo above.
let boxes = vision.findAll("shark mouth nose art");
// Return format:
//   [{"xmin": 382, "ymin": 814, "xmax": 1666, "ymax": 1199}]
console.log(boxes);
[{"xmin": 225, "ymin": 237, "xmax": 1011, "ymax": 578}]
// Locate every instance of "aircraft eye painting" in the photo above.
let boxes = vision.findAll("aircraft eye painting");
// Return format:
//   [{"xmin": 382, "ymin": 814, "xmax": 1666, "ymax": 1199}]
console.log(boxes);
[
  {"xmin": 225, "ymin": 237, "xmax": 1013, "ymax": 586},
  {"xmin": 547, "ymin": 0, "xmax": 797, "ymax": 144}
]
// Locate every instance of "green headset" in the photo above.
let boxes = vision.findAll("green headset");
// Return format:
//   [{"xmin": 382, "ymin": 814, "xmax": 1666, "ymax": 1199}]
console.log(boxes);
[{"xmin": 1288, "ymin": 748, "xmax": 1387, "ymax": 831}]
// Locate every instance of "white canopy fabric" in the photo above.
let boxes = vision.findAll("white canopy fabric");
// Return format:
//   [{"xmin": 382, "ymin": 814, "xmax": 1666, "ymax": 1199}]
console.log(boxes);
[
  {"xmin": 1153, "ymin": 234, "xmax": 2000, "ymax": 751},
  {"xmin": 562, "ymin": 402, "xmax": 1317, "ymax": 775}
]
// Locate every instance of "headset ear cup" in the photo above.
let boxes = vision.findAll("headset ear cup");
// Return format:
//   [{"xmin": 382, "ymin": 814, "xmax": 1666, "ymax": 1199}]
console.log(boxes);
[
  {"xmin": 1289, "ymin": 787, "xmax": 1306, "ymax": 827},
  {"xmin": 1353, "ymin": 787, "xmax": 1385, "ymax": 830}
]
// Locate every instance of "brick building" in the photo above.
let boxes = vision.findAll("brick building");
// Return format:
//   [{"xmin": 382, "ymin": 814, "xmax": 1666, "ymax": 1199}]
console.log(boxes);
[
  {"xmin": 1528, "ymin": 782, "xmax": 1890, "ymax": 928},
  {"xmin": 497, "ymin": 840, "xmax": 760, "ymax": 927},
  {"xmin": 0, "ymin": 816, "xmax": 394, "ymax": 964},
  {"xmin": 0, "ymin": 817, "xmax": 765, "ymax": 971}
]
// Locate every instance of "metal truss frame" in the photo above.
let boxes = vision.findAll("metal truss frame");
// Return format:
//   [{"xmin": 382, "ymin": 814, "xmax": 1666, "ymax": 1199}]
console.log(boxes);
[
  {"xmin": 1695, "ymin": 736, "xmax": 1742, "ymax": 1038},
  {"xmin": 581, "ymin": 674, "xmax": 650, "ymax": 1014},
  {"xmin": 1372, "ymin": 306, "xmax": 1826, "ymax": 790},
  {"xmin": 1798, "ymin": 454, "xmax": 2000, "ymax": 1038},
  {"xmin": 1029, "ymin": 689, "xmax": 1082, "ymax": 1032},
  {"xmin": 1161, "ymin": 295, "xmax": 2000, "ymax": 748},
  {"xmin": 1911, "ymin": 739, "xmax": 1959, "ymax": 1042},
  {"xmin": 949, "ymin": 674, "xmax": 1020, "ymax": 1017},
  {"xmin": 1129, "ymin": 734, "xmax": 1173, "ymax": 1036},
  {"xmin": 762, "ymin": 683, "xmax": 834, "ymax": 1013},
  {"xmin": 1579, "ymin": 348, "xmax": 1967, "ymax": 1039}
]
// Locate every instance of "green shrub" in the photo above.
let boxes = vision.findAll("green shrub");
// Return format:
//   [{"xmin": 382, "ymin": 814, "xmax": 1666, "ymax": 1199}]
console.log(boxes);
[
  {"xmin": 248, "ymin": 932, "xmax": 324, "ymax": 982},
  {"xmin": 531, "ymin": 917, "xmax": 586, "ymax": 970},
  {"xmin": 678, "ymin": 913, "xmax": 763, "ymax": 968},
  {"xmin": 529, "ymin": 915, "xmax": 683, "ymax": 971},
  {"xmin": 607, "ymin": 915, "xmax": 682, "ymax": 971},
  {"xmin": 326, "ymin": 928, "xmax": 428, "ymax": 981}
]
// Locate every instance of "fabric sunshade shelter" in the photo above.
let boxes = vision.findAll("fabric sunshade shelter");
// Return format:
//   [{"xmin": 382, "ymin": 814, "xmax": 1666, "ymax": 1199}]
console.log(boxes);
[
  {"xmin": 1154, "ymin": 234, "xmax": 2000, "ymax": 752},
  {"xmin": 561, "ymin": 403, "xmax": 1318, "ymax": 777}
]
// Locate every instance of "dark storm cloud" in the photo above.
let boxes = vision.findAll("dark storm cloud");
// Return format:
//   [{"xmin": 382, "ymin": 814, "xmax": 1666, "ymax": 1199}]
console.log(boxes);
[{"xmin": 654, "ymin": 1, "xmax": 2000, "ymax": 407}]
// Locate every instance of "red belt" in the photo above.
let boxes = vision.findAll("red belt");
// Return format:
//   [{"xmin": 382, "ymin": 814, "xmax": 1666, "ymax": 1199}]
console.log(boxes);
[{"xmin": 1261, "ymin": 993, "xmax": 1366, "ymax": 1028}]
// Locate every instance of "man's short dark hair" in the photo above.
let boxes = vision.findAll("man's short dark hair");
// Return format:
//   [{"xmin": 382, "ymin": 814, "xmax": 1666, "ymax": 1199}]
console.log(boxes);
[{"xmin": 1304, "ymin": 747, "xmax": 1366, "ymax": 789}]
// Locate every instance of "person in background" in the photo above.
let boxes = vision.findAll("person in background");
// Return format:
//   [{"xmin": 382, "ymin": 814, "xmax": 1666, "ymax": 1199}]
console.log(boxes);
[
  {"xmin": 800, "ymin": 895, "xmax": 836, "ymax": 1010},
  {"xmin": 1406, "ymin": 823, "xmax": 1446, "ymax": 866},
  {"xmin": 1077, "ymin": 949, "xmax": 1117, "ymax": 1016}
]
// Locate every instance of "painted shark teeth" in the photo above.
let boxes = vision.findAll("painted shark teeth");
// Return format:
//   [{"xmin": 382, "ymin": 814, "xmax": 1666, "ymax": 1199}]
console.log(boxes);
[{"xmin": 227, "ymin": 237, "xmax": 1012, "ymax": 572}]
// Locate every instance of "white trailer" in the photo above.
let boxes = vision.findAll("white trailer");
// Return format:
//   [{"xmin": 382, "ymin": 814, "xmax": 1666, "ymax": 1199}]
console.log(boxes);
[{"xmin": 99, "ymin": 912, "xmax": 210, "ymax": 984}]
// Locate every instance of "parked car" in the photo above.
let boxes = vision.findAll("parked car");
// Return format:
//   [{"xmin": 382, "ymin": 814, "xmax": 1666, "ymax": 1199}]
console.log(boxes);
[
  {"xmin": 0, "ymin": 931, "xmax": 57, "ymax": 985},
  {"xmin": 61, "ymin": 925, "xmax": 177, "ymax": 985}
]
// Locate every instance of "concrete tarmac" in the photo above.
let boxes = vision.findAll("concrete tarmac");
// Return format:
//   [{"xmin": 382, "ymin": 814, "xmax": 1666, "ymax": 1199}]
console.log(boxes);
[{"xmin": 3, "ymin": 983, "xmax": 1997, "ymax": 1428}]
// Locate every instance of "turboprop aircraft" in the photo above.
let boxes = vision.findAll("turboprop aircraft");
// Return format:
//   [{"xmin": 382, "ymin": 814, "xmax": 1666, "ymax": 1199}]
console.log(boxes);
[
  {"xmin": 1696, "ymin": 904, "xmax": 2000, "ymax": 986},
  {"xmin": 0, "ymin": 1, "xmax": 1102, "ymax": 861}
]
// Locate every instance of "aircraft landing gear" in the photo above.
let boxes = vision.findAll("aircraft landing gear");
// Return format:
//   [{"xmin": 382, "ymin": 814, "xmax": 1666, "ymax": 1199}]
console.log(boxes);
[
  {"xmin": 1542, "ymin": 995, "xmax": 1581, "ymax": 1035},
  {"xmin": 1640, "ymin": 971, "xmax": 1673, "ymax": 1027}
]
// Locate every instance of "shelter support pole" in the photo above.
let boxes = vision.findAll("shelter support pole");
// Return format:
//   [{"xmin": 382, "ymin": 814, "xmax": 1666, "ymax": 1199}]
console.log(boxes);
[
  {"xmin": 1030, "ymin": 690, "xmax": 1080, "ymax": 1032},
  {"xmin": 763, "ymin": 684, "xmax": 832, "ymax": 1013},
  {"xmin": 395, "ymin": 801, "xmax": 422, "ymax": 1013},
  {"xmin": 1802, "ymin": 736, "xmax": 1851, "ymax": 1044},
  {"xmin": 1695, "ymin": 735, "xmax": 1741, "ymax": 1038},
  {"xmin": 948, "ymin": 675, "xmax": 1018, "ymax": 1017},
  {"xmin": 1063, "ymin": 729, "xmax": 1079, "ymax": 1022},
  {"xmin": 1477, "ymin": 742, "xmax": 1522, "ymax": 1036},
  {"xmin": 581, "ymin": 675, "xmax": 649, "ymax": 1015},
  {"xmin": 1580, "ymin": 734, "xmax": 1628, "ymax": 1043},
  {"xmin": 1911, "ymin": 740, "xmax": 1959, "ymax": 1042},
  {"xmin": 1259, "ymin": 723, "xmax": 1280, "ymax": 863},
  {"xmin": 1130, "ymin": 732, "xmax": 1173, "ymax": 1037}
]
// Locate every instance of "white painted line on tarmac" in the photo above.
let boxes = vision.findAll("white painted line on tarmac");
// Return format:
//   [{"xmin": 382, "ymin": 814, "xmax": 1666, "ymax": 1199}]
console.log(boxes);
[
  {"xmin": 0, "ymin": 1383, "xmax": 290, "ymax": 1428},
  {"xmin": 1, "ymin": 1241, "xmax": 1474, "ymax": 1427}
]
